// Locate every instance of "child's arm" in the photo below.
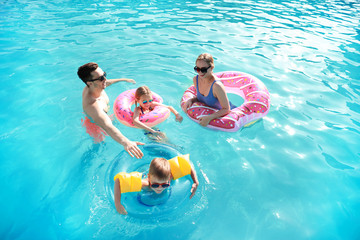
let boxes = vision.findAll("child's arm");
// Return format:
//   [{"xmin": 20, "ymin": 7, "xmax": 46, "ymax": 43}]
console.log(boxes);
[
  {"xmin": 132, "ymin": 106, "xmax": 159, "ymax": 133},
  {"xmin": 114, "ymin": 179, "xmax": 128, "ymax": 215},
  {"xmin": 132, "ymin": 107, "xmax": 166, "ymax": 139},
  {"xmin": 189, "ymin": 166, "xmax": 199, "ymax": 199},
  {"xmin": 168, "ymin": 154, "xmax": 198, "ymax": 198},
  {"xmin": 153, "ymin": 102, "xmax": 183, "ymax": 123}
]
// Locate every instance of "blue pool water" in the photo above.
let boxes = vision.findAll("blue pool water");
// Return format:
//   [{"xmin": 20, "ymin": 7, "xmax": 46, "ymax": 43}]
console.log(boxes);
[{"xmin": 1, "ymin": 0, "xmax": 360, "ymax": 239}]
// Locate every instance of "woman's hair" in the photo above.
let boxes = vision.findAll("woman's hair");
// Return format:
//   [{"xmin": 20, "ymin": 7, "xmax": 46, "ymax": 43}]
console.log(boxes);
[
  {"xmin": 77, "ymin": 62, "xmax": 98, "ymax": 84},
  {"xmin": 196, "ymin": 53, "xmax": 215, "ymax": 68},
  {"xmin": 149, "ymin": 157, "xmax": 171, "ymax": 180}
]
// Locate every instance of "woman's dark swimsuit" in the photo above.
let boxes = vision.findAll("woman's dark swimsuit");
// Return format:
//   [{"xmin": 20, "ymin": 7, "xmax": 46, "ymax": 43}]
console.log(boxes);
[{"xmin": 195, "ymin": 75, "xmax": 236, "ymax": 110}]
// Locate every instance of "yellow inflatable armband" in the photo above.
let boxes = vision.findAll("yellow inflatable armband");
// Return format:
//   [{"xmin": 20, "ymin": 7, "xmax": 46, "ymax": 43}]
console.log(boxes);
[
  {"xmin": 168, "ymin": 154, "xmax": 191, "ymax": 180},
  {"xmin": 114, "ymin": 172, "xmax": 142, "ymax": 193}
]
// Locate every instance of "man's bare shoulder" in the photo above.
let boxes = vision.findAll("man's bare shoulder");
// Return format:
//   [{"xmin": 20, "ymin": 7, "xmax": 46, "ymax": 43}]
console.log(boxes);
[{"xmin": 82, "ymin": 87, "xmax": 97, "ymax": 112}]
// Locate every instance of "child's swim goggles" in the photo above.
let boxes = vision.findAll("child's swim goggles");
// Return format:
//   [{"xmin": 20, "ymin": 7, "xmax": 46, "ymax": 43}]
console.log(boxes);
[{"xmin": 150, "ymin": 182, "xmax": 170, "ymax": 188}]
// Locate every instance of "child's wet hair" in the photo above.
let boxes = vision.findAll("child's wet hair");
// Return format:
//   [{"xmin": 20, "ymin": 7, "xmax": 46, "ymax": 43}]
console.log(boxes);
[
  {"xmin": 135, "ymin": 86, "xmax": 152, "ymax": 100},
  {"xmin": 149, "ymin": 157, "xmax": 171, "ymax": 180}
]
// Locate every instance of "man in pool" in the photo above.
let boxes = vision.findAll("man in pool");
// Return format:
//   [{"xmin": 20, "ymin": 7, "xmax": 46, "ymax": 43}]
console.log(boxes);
[
  {"xmin": 78, "ymin": 62, "xmax": 144, "ymax": 159},
  {"xmin": 114, "ymin": 155, "xmax": 199, "ymax": 215}
]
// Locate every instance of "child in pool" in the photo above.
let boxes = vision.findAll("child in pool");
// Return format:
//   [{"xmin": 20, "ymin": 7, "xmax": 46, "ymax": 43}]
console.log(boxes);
[
  {"xmin": 114, "ymin": 155, "xmax": 199, "ymax": 215},
  {"xmin": 133, "ymin": 86, "xmax": 183, "ymax": 140}
]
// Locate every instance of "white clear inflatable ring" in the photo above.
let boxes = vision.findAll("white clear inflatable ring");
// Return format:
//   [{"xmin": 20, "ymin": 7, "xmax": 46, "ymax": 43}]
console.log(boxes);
[{"xmin": 105, "ymin": 143, "xmax": 192, "ymax": 219}]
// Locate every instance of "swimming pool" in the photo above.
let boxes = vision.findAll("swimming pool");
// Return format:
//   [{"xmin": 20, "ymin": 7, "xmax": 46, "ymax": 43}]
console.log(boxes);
[{"xmin": 1, "ymin": 0, "xmax": 359, "ymax": 239}]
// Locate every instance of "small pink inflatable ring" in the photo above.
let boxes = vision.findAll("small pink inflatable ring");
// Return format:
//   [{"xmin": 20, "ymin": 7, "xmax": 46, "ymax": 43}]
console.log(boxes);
[
  {"xmin": 114, "ymin": 89, "xmax": 170, "ymax": 128},
  {"xmin": 180, "ymin": 71, "xmax": 270, "ymax": 132}
]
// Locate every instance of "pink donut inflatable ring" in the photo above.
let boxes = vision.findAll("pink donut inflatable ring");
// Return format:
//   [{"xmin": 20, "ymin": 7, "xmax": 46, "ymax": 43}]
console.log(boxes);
[
  {"xmin": 180, "ymin": 71, "xmax": 270, "ymax": 132},
  {"xmin": 114, "ymin": 89, "xmax": 171, "ymax": 128}
]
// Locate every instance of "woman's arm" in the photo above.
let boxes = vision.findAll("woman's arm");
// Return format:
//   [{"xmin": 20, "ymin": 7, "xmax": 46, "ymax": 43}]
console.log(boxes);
[
  {"xmin": 182, "ymin": 97, "xmax": 197, "ymax": 111},
  {"xmin": 182, "ymin": 76, "xmax": 199, "ymax": 111}
]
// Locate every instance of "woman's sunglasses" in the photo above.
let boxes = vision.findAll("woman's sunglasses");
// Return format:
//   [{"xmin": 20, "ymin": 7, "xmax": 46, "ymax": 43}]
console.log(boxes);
[
  {"xmin": 88, "ymin": 72, "xmax": 107, "ymax": 82},
  {"xmin": 194, "ymin": 66, "xmax": 211, "ymax": 74},
  {"xmin": 142, "ymin": 99, "xmax": 153, "ymax": 104},
  {"xmin": 150, "ymin": 182, "xmax": 170, "ymax": 188}
]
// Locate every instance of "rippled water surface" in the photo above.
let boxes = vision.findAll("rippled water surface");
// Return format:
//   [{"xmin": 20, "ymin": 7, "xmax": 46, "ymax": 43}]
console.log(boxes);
[{"xmin": 1, "ymin": 0, "xmax": 360, "ymax": 239}]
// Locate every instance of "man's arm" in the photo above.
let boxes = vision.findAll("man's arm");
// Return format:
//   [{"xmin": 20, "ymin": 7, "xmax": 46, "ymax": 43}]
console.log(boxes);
[
  {"xmin": 106, "ymin": 78, "xmax": 136, "ymax": 87},
  {"xmin": 86, "ymin": 102, "xmax": 144, "ymax": 158}
]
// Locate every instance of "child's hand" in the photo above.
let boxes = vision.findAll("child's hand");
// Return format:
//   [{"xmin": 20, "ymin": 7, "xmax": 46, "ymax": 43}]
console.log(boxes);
[
  {"xmin": 153, "ymin": 130, "xmax": 166, "ymax": 140},
  {"xmin": 116, "ymin": 204, "xmax": 128, "ymax": 215},
  {"xmin": 175, "ymin": 113, "xmax": 183, "ymax": 123},
  {"xmin": 190, "ymin": 182, "xmax": 199, "ymax": 199}
]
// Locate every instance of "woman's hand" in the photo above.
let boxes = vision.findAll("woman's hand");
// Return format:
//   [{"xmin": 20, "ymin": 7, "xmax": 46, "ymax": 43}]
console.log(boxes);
[
  {"xmin": 198, "ymin": 115, "xmax": 212, "ymax": 127},
  {"xmin": 182, "ymin": 98, "xmax": 193, "ymax": 112}
]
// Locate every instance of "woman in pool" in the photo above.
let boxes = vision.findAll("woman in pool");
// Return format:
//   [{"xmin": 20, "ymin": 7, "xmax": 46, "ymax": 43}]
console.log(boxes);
[{"xmin": 181, "ymin": 53, "xmax": 235, "ymax": 127}]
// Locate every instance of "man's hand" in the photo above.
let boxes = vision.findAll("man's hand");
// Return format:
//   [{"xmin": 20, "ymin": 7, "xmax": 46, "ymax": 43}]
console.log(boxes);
[
  {"xmin": 124, "ymin": 141, "xmax": 144, "ymax": 159},
  {"xmin": 125, "ymin": 78, "xmax": 136, "ymax": 84}
]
